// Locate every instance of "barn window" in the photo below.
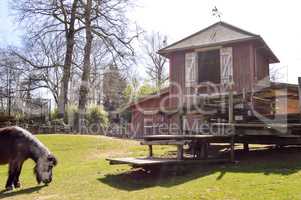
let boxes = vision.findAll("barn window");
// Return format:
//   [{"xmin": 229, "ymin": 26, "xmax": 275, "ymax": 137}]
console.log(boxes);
[
  {"xmin": 198, "ymin": 50, "xmax": 220, "ymax": 84},
  {"xmin": 196, "ymin": 47, "xmax": 233, "ymax": 84}
]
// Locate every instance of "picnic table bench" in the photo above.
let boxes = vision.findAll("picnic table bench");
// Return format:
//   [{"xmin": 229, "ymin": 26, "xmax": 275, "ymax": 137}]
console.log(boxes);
[
  {"xmin": 106, "ymin": 134, "xmax": 233, "ymax": 168},
  {"xmin": 142, "ymin": 135, "xmax": 233, "ymax": 160},
  {"xmin": 140, "ymin": 139, "xmax": 191, "ymax": 160}
]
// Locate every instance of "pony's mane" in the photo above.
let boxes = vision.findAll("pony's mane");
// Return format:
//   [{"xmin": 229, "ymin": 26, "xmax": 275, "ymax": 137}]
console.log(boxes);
[{"xmin": 14, "ymin": 126, "xmax": 51, "ymax": 156}]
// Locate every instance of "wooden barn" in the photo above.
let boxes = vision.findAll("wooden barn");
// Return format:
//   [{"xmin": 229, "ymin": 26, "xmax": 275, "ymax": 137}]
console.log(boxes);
[
  {"xmin": 108, "ymin": 21, "xmax": 301, "ymax": 168},
  {"xmin": 128, "ymin": 21, "xmax": 301, "ymax": 139},
  {"xmin": 129, "ymin": 87, "xmax": 170, "ymax": 138}
]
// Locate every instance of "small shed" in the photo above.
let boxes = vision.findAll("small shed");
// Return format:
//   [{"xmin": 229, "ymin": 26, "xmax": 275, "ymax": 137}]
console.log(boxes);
[{"xmin": 129, "ymin": 88, "xmax": 171, "ymax": 138}]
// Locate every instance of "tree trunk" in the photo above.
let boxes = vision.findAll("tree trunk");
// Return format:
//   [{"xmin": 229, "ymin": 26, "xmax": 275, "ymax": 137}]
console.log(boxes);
[
  {"xmin": 78, "ymin": 0, "xmax": 93, "ymax": 133},
  {"xmin": 58, "ymin": 0, "xmax": 79, "ymax": 123}
]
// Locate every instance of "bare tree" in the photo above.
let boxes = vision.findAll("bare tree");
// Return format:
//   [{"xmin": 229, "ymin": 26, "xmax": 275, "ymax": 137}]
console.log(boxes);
[
  {"xmin": 10, "ymin": 0, "xmax": 140, "ymax": 128},
  {"xmin": 75, "ymin": 0, "xmax": 139, "ymax": 129},
  {"xmin": 0, "ymin": 51, "xmax": 21, "ymax": 115},
  {"xmin": 270, "ymin": 65, "xmax": 287, "ymax": 82},
  {"xmin": 78, "ymin": 0, "xmax": 93, "ymax": 130},
  {"xmin": 103, "ymin": 65, "xmax": 127, "ymax": 111},
  {"xmin": 9, "ymin": 33, "xmax": 66, "ymax": 106},
  {"xmin": 57, "ymin": 0, "xmax": 80, "ymax": 121},
  {"xmin": 142, "ymin": 32, "xmax": 168, "ymax": 89},
  {"xmin": 0, "ymin": 49, "xmax": 52, "ymax": 116},
  {"xmin": 68, "ymin": 40, "xmax": 111, "ymax": 106},
  {"xmin": 89, "ymin": 42, "xmax": 110, "ymax": 105},
  {"xmin": 11, "ymin": 0, "xmax": 81, "ymax": 121}
]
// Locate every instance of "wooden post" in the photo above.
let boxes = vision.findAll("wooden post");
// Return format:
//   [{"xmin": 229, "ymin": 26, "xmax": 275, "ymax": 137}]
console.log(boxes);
[
  {"xmin": 200, "ymin": 142, "xmax": 204, "ymax": 159},
  {"xmin": 179, "ymin": 109, "xmax": 183, "ymax": 135},
  {"xmin": 298, "ymin": 77, "xmax": 301, "ymax": 120},
  {"xmin": 191, "ymin": 142, "xmax": 196, "ymax": 159},
  {"xmin": 148, "ymin": 145, "xmax": 153, "ymax": 158},
  {"xmin": 230, "ymin": 136, "xmax": 235, "ymax": 162},
  {"xmin": 228, "ymin": 76, "xmax": 234, "ymax": 124},
  {"xmin": 228, "ymin": 76, "xmax": 235, "ymax": 162},
  {"xmin": 177, "ymin": 145, "xmax": 184, "ymax": 160},
  {"xmin": 242, "ymin": 88, "xmax": 246, "ymax": 101},
  {"xmin": 243, "ymin": 143, "xmax": 249, "ymax": 153},
  {"xmin": 203, "ymin": 142, "xmax": 208, "ymax": 159}
]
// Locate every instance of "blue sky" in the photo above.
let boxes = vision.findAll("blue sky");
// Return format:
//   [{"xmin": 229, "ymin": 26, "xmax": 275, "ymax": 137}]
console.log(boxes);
[
  {"xmin": 1, "ymin": 0, "xmax": 301, "ymax": 83},
  {"xmin": 0, "ymin": 0, "xmax": 21, "ymax": 47}
]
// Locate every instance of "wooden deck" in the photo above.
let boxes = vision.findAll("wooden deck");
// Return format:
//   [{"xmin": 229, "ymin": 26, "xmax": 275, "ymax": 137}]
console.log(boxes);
[
  {"xmin": 106, "ymin": 134, "xmax": 235, "ymax": 168},
  {"xmin": 106, "ymin": 157, "xmax": 228, "ymax": 168},
  {"xmin": 106, "ymin": 133, "xmax": 301, "ymax": 168},
  {"xmin": 144, "ymin": 135, "xmax": 232, "ymax": 142},
  {"xmin": 144, "ymin": 134, "xmax": 301, "ymax": 144}
]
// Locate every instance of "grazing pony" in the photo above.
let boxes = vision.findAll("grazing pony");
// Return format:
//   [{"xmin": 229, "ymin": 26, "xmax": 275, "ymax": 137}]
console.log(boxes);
[{"xmin": 0, "ymin": 126, "xmax": 57, "ymax": 191}]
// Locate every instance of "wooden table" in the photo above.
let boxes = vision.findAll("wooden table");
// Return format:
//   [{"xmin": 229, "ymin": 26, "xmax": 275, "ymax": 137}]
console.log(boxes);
[{"xmin": 142, "ymin": 135, "xmax": 232, "ymax": 160}]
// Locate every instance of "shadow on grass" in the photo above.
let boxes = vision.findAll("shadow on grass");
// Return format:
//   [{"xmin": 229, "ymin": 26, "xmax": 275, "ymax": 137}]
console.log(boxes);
[
  {"xmin": 0, "ymin": 185, "xmax": 46, "ymax": 199},
  {"xmin": 99, "ymin": 146, "xmax": 301, "ymax": 191}
]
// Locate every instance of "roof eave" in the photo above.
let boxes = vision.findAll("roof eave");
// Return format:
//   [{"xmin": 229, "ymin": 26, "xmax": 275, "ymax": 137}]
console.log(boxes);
[
  {"xmin": 159, "ymin": 36, "xmax": 280, "ymax": 64},
  {"xmin": 257, "ymin": 37, "xmax": 280, "ymax": 63},
  {"xmin": 158, "ymin": 21, "xmax": 259, "ymax": 56},
  {"xmin": 158, "ymin": 21, "xmax": 223, "ymax": 56},
  {"xmin": 127, "ymin": 88, "xmax": 170, "ymax": 109},
  {"xmin": 158, "ymin": 36, "xmax": 258, "ymax": 56}
]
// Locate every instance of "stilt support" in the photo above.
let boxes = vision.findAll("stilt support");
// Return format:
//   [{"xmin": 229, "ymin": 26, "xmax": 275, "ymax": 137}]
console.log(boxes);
[
  {"xmin": 243, "ymin": 143, "xmax": 249, "ymax": 153},
  {"xmin": 230, "ymin": 136, "xmax": 235, "ymax": 162},
  {"xmin": 202, "ymin": 142, "xmax": 209, "ymax": 159},
  {"xmin": 148, "ymin": 145, "xmax": 153, "ymax": 158},
  {"xmin": 177, "ymin": 145, "xmax": 184, "ymax": 160},
  {"xmin": 298, "ymin": 77, "xmax": 301, "ymax": 122}
]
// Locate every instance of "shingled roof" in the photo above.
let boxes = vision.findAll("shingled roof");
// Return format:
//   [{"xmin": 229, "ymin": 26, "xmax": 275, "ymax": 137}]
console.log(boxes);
[{"xmin": 158, "ymin": 21, "xmax": 279, "ymax": 63}]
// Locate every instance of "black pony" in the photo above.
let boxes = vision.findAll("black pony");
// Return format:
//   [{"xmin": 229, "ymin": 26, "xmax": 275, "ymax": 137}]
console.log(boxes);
[{"xmin": 0, "ymin": 126, "xmax": 57, "ymax": 191}]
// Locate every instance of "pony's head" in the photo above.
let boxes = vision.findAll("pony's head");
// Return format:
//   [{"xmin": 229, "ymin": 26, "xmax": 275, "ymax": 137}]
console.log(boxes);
[{"xmin": 34, "ymin": 154, "xmax": 57, "ymax": 184}]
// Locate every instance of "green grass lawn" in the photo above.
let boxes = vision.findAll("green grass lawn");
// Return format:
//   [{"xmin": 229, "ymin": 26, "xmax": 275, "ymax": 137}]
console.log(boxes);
[{"xmin": 1, "ymin": 135, "xmax": 301, "ymax": 200}]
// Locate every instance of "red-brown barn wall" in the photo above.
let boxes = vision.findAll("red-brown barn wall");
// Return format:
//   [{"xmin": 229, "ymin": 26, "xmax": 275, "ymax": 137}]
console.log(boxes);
[
  {"xmin": 168, "ymin": 42, "xmax": 261, "ymax": 96},
  {"xmin": 255, "ymin": 49, "xmax": 269, "ymax": 82},
  {"xmin": 232, "ymin": 41, "xmax": 271, "ymax": 90},
  {"xmin": 166, "ymin": 42, "xmax": 258, "ymax": 132},
  {"xmin": 131, "ymin": 110, "xmax": 144, "ymax": 137},
  {"xmin": 130, "ymin": 92, "xmax": 170, "ymax": 138},
  {"xmin": 169, "ymin": 52, "xmax": 186, "ymax": 109},
  {"xmin": 230, "ymin": 42, "xmax": 254, "ymax": 92},
  {"xmin": 168, "ymin": 51, "xmax": 187, "ymax": 133}
]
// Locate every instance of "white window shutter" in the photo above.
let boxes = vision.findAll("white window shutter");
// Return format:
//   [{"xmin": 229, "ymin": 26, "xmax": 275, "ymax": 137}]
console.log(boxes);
[
  {"xmin": 185, "ymin": 52, "xmax": 197, "ymax": 87},
  {"xmin": 220, "ymin": 47, "xmax": 233, "ymax": 84}
]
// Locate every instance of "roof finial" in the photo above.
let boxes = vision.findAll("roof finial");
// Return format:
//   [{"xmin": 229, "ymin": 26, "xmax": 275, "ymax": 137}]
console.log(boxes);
[{"xmin": 212, "ymin": 6, "xmax": 222, "ymax": 22}]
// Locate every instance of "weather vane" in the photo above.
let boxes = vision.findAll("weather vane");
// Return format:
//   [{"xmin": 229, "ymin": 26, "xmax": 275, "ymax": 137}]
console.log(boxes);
[{"xmin": 212, "ymin": 6, "xmax": 222, "ymax": 21}]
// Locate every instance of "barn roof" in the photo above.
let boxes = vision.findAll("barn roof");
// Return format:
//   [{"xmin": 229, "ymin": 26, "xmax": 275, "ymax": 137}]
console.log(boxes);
[
  {"xmin": 158, "ymin": 21, "xmax": 279, "ymax": 63},
  {"xmin": 127, "ymin": 87, "xmax": 169, "ymax": 109}
]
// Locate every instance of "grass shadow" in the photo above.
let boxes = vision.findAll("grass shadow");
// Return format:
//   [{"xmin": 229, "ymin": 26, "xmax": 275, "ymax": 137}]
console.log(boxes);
[
  {"xmin": 99, "ymin": 146, "xmax": 301, "ymax": 191},
  {"xmin": 0, "ymin": 185, "xmax": 46, "ymax": 199},
  {"xmin": 98, "ymin": 166, "xmax": 215, "ymax": 191}
]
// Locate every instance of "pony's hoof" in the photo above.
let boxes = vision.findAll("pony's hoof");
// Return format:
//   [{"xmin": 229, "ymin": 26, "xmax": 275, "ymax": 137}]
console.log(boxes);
[
  {"xmin": 5, "ymin": 186, "xmax": 13, "ymax": 191},
  {"xmin": 14, "ymin": 182, "xmax": 21, "ymax": 188}
]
